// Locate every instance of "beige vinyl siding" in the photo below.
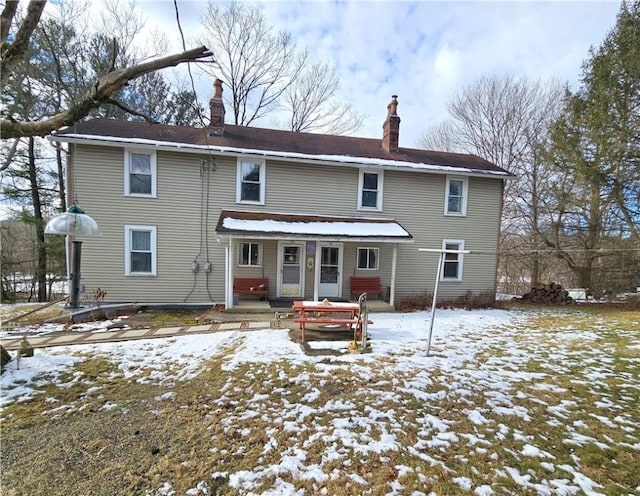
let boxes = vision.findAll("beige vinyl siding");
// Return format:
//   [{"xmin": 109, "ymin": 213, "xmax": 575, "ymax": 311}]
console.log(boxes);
[
  {"xmin": 383, "ymin": 171, "xmax": 502, "ymax": 300},
  {"xmin": 70, "ymin": 143, "xmax": 503, "ymax": 304},
  {"xmin": 72, "ymin": 145, "xmax": 228, "ymax": 303}
]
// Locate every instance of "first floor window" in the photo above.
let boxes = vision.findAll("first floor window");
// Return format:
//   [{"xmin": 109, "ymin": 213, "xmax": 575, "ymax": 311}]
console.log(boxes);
[
  {"xmin": 442, "ymin": 239, "xmax": 464, "ymax": 280},
  {"xmin": 125, "ymin": 225, "xmax": 157, "ymax": 275},
  {"xmin": 125, "ymin": 150, "xmax": 156, "ymax": 196},
  {"xmin": 239, "ymin": 242, "xmax": 262, "ymax": 266},
  {"xmin": 357, "ymin": 247, "xmax": 379, "ymax": 270}
]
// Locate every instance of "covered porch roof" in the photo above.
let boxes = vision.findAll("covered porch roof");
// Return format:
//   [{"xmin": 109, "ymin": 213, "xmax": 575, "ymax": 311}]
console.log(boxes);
[{"xmin": 215, "ymin": 210, "xmax": 414, "ymax": 243}]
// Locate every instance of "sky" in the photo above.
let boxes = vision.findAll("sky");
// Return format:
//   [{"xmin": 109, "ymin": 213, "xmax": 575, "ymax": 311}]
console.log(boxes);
[
  {"xmin": 0, "ymin": 0, "xmax": 621, "ymax": 220},
  {"xmin": 136, "ymin": 0, "xmax": 621, "ymax": 148}
]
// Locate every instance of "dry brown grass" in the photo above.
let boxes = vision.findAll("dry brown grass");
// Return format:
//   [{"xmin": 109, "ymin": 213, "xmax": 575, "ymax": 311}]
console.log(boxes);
[{"xmin": 1, "ymin": 309, "xmax": 639, "ymax": 495}]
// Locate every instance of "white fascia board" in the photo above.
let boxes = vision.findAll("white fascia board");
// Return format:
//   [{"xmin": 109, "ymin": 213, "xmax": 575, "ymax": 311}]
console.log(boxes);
[
  {"xmin": 49, "ymin": 133, "xmax": 514, "ymax": 179},
  {"xmin": 216, "ymin": 233, "xmax": 415, "ymax": 243}
]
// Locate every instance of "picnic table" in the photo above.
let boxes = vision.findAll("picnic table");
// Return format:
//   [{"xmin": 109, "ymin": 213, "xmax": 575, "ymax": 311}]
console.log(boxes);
[{"xmin": 292, "ymin": 300, "xmax": 372, "ymax": 343}]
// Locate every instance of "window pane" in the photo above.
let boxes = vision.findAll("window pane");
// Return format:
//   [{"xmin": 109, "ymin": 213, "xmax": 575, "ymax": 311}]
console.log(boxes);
[
  {"xmin": 131, "ymin": 231, "xmax": 150, "ymax": 251},
  {"xmin": 250, "ymin": 244, "xmax": 260, "ymax": 265},
  {"xmin": 284, "ymin": 246, "xmax": 299, "ymax": 264},
  {"xmin": 130, "ymin": 174, "xmax": 151, "ymax": 195},
  {"xmin": 363, "ymin": 173, "xmax": 378, "ymax": 190},
  {"xmin": 357, "ymin": 249, "xmax": 367, "ymax": 269},
  {"xmin": 242, "ymin": 163, "xmax": 260, "ymax": 182},
  {"xmin": 369, "ymin": 249, "xmax": 377, "ymax": 269},
  {"xmin": 443, "ymin": 261, "xmax": 458, "ymax": 278},
  {"xmin": 131, "ymin": 252, "xmax": 151, "ymax": 272},
  {"xmin": 240, "ymin": 243, "xmax": 250, "ymax": 265},
  {"xmin": 130, "ymin": 153, "xmax": 151, "ymax": 174},
  {"xmin": 448, "ymin": 196, "xmax": 461, "ymax": 213},
  {"xmin": 449, "ymin": 180, "xmax": 463, "ymax": 196},
  {"xmin": 241, "ymin": 183, "xmax": 260, "ymax": 202},
  {"xmin": 362, "ymin": 191, "xmax": 378, "ymax": 208},
  {"xmin": 320, "ymin": 266, "xmax": 338, "ymax": 283}
]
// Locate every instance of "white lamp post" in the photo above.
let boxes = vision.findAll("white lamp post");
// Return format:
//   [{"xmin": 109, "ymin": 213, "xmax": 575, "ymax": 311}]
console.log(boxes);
[{"xmin": 44, "ymin": 204, "xmax": 101, "ymax": 309}]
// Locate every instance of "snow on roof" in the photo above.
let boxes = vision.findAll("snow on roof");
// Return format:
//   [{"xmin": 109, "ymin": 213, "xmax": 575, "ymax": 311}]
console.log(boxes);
[
  {"xmin": 222, "ymin": 217, "xmax": 411, "ymax": 238},
  {"xmin": 50, "ymin": 133, "xmax": 512, "ymax": 178}
]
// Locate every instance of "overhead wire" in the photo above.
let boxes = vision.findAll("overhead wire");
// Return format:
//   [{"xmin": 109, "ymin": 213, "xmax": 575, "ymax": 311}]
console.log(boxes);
[{"xmin": 174, "ymin": 0, "xmax": 218, "ymax": 303}]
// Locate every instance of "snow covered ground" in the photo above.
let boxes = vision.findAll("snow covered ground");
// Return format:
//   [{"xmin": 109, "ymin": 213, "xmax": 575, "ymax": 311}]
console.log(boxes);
[{"xmin": 2, "ymin": 308, "xmax": 639, "ymax": 495}]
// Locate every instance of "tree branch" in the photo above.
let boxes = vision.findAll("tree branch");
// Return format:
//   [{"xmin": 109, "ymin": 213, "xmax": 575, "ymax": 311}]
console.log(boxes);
[
  {"xmin": 0, "ymin": 45, "xmax": 212, "ymax": 139},
  {"xmin": 103, "ymin": 97, "xmax": 155, "ymax": 123},
  {"xmin": 1, "ymin": 0, "xmax": 47, "ymax": 87}
]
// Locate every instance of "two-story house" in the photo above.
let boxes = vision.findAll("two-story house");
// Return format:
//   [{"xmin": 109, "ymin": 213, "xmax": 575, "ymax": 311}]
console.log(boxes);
[{"xmin": 50, "ymin": 79, "xmax": 510, "ymax": 309}]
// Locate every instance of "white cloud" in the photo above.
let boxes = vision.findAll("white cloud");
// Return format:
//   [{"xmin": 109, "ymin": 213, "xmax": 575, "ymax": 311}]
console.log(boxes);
[{"xmin": 110, "ymin": 1, "xmax": 621, "ymax": 148}]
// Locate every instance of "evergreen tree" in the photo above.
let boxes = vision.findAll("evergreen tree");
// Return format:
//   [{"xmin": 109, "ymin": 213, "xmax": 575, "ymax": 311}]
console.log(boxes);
[{"xmin": 540, "ymin": 0, "xmax": 640, "ymax": 290}]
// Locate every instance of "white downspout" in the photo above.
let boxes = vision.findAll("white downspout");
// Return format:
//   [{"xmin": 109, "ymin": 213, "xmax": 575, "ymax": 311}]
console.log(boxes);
[{"xmin": 390, "ymin": 244, "xmax": 397, "ymax": 306}]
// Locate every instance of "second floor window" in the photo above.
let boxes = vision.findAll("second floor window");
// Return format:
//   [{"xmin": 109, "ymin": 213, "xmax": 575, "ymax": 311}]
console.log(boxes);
[
  {"xmin": 358, "ymin": 170, "xmax": 383, "ymax": 211},
  {"xmin": 237, "ymin": 159, "xmax": 265, "ymax": 204},
  {"xmin": 445, "ymin": 176, "xmax": 468, "ymax": 215},
  {"xmin": 125, "ymin": 150, "xmax": 156, "ymax": 197}
]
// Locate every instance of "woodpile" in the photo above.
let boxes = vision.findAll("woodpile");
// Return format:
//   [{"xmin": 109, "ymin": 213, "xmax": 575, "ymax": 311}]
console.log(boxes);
[{"xmin": 520, "ymin": 283, "xmax": 574, "ymax": 304}]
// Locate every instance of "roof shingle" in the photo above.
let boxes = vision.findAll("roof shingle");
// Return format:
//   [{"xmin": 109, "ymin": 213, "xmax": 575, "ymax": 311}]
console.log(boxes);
[{"xmin": 53, "ymin": 118, "xmax": 509, "ymax": 174}]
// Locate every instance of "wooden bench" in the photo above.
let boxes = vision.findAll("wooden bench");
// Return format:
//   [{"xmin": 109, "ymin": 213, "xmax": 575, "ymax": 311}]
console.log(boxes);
[
  {"xmin": 350, "ymin": 276, "xmax": 383, "ymax": 299},
  {"xmin": 233, "ymin": 277, "xmax": 268, "ymax": 299}
]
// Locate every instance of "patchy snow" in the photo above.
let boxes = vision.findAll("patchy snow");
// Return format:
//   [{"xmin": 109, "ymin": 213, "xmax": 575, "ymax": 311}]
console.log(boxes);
[{"xmin": 1, "ymin": 308, "xmax": 638, "ymax": 495}]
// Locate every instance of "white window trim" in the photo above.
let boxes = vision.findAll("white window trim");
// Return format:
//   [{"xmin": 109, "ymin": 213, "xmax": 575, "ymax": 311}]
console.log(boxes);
[
  {"xmin": 357, "ymin": 247, "xmax": 379, "ymax": 270},
  {"xmin": 444, "ymin": 176, "xmax": 468, "ymax": 216},
  {"xmin": 441, "ymin": 239, "xmax": 465, "ymax": 281},
  {"xmin": 238, "ymin": 242, "xmax": 263, "ymax": 267},
  {"xmin": 236, "ymin": 157, "xmax": 266, "ymax": 205},
  {"xmin": 124, "ymin": 149, "xmax": 157, "ymax": 198},
  {"xmin": 357, "ymin": 169, "xmax": 384, "ymax": 211},
  {"xmin": 125, "ymin": 225, "xmax": 157, "ymax": 276}
]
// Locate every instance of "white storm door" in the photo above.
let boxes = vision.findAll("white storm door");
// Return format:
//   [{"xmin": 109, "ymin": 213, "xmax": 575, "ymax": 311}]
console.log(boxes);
[
  {"xmin": 278, "ymin": 242, "xmax": 304, "ymax": 298},
  {"xmin": 318, "ymin": 244, "xmax": 343, "ymax": 298}
]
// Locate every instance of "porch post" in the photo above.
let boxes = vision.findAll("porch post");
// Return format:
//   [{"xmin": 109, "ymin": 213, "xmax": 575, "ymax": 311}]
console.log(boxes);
[
  {"xmin": 226, "ymin": 238, "xmax": 234, "ymax": 309},
  {"xmin": 390, "ymin": 244, "xmax": 397, "ymax": 306}
]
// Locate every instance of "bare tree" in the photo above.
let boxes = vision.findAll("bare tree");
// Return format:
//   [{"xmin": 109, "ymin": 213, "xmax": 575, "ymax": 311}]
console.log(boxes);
[
  {"xmin": 420, "ymin": 75, "xmax": 565, "ymax": 288},
  {"xmin": 0, "ymin": 0, "xmax": 211, "ymax": 139},
  {"xmin": 277, "ymin": 61, "xmax": 365, "ymax": 135},
  {"xmin": 200, "ymin": 1, "xmax": 305, "ymax": 126}
]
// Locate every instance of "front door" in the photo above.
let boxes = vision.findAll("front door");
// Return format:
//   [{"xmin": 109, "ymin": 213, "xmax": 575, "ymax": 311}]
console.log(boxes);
[
  {"xmin": 278, "ymin": 242, "xmax": 304, "ymax": 298},
  {"xmin": 318, "ymin": 244, "xmax": 343, "ymax": 298}
]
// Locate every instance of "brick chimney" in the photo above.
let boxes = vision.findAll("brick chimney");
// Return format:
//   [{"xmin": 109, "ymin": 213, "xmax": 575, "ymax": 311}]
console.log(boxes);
[
  {"xmin": 209, "ymin": 79, "xmax": 225, "ymax": 135},
  {"xmin": 382, "ymin": 95, "xmax": 400, "ymax": 153}
]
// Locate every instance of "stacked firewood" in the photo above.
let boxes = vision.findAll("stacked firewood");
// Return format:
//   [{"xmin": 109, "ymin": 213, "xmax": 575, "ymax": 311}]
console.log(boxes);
[{"xmin": 520, "ymin": 283, "xmax": 574, "ymax": 304}]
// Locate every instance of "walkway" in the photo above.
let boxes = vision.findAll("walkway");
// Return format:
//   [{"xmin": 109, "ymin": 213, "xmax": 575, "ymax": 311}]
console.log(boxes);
[{"xmin": 0, "ymin": 320, "xmax": 280, "ymax": 351}]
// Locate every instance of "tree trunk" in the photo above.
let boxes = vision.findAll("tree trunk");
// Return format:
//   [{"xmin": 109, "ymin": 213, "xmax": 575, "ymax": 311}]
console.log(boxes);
[{"xmin": 27, "ymin": 137, "xmax": 47, "ymax": 302}]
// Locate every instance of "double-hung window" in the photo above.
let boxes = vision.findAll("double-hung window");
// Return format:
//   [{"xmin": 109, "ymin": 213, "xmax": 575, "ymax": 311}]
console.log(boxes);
[
  {"xmin": 237, "ymin": 158, "xmax": 266, "ymax": 204},
  {"xmin": 125, "ymin": 225, "xmax": 157, "ymax": 275},
  {"xmin": 444, "ymin": 176, "xmax": 468, "ymax": 216},
  {"xmin": 441, "ymin": 239, "xmax": 464, "ymax": 281},
  {"xmin": 357, "ymin": 247, "xmax": 379, "ymax": 270},
  {"xmin": 124, "ymin": 150, "xmax": 156, "ymax": 197},
  {"xmin": 358, "ymin": 170, "xmax": 383, "ymax": 211},
  {"xmin": 238, "ymin": 242, "xmax": 262, "ymax": 266}
]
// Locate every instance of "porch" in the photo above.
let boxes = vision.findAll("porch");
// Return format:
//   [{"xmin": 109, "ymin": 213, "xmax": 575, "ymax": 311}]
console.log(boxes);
[{"xmin": 216, "ymin": 210, "xmax": 414, "ymax": 310}]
